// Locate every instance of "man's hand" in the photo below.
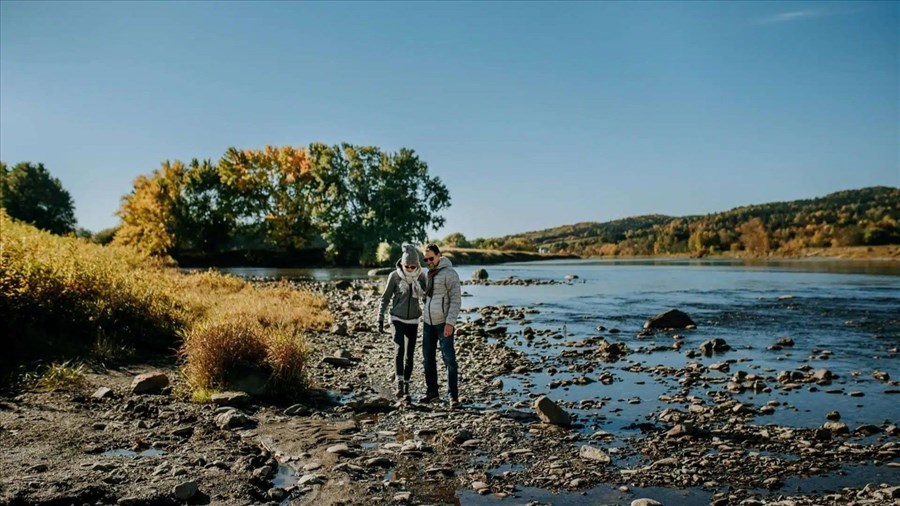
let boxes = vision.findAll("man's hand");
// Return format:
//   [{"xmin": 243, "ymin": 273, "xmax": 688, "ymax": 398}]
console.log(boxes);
[
  {"xmin": 443, "ymin": 324, "xmax": 454, "ymax": 337},
  {"xmin": 378, "ymin": 318, "xmax": 385, "ymax": 333}
]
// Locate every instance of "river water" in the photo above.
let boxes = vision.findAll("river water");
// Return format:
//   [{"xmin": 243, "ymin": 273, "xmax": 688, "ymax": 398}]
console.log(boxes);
[{"xmin": 220, "ymin": 259, "xmax": 900, "ymax": 504}]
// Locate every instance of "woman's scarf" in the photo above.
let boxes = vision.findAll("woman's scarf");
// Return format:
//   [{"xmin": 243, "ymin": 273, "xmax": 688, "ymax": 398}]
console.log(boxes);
[{"xmin": 396, "ymin": 265, "xmax": 424, "ymax": 300}]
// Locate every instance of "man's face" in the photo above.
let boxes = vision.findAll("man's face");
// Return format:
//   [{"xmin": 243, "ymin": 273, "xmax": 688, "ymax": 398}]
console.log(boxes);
[{"xmin": 424, "ymin": 251, "xmax": 440, "ymax": 267}]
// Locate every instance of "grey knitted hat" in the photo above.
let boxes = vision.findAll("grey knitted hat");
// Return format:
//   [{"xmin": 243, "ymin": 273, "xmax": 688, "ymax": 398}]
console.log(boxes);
[{"xmin": 400, "ymin": 244, "xmax": 420, "ymax": 266}]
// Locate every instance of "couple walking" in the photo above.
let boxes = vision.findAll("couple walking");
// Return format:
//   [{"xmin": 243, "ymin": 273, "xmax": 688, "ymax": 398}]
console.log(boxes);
[{"xmin": 377, "ymin": 243, "xmax": 462, "ymax": 409}]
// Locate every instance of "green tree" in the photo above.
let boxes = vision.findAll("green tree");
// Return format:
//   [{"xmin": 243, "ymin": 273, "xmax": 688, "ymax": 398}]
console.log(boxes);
[
  {"xmin": 0, "ymin": 162, "xmax": 76, "ymax": 234},
  {"xmin": 442, "ymin": 232, "xmax": 471, "ymax": 248},
  {"xmin": 309, "ymin": 144, "xmax": 450, "ymax": 265},
  {"xmin": 175, "ymin": 159, "xmax": 236, "ymax": 254}
]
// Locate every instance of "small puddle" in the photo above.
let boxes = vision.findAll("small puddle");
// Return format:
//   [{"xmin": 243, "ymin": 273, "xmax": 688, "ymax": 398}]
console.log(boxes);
[
  {"xmin": 102, "ymin": 448, "xmax": 165, "ymax": 458},
  {"xmin": 273, "ymin": 464, "xmax": 298, "ymax": 489}
]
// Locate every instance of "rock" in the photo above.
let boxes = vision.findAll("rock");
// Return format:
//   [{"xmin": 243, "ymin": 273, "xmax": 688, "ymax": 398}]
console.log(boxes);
[
  {"xmin": 365, "ymin": 456, "xmax": 393, "ymax": 468},
  {"xmin": 472, "ymin": 268, "xmax": 489, "ymax": 280},
  {"xmin": 631, "ymin": 500, "xmax": 663, "ymax": 506},
  {"xmin": 214, "ymin": 410, "xmax": 255, "ymax": 430},
  {"xmin": 644, "ymin": 308, "xmax": 696, "ymax": 330},
  {"xmin": 854, "ymin": 424, "xmax": 882, "ymax": 435},
  {"xmin": 699, "ymin": 338, "xmax": 730, "ymax": 356},
  {"xmin": 823, "ymin": 421, "xmax": 849, "ymax": 435},
  {"xmin": 171, "ymin": 426, "xmax": 193, "ymax": 438},
  {"xmin": 424, "ymin": 466, "xmax": 455, "ymax": 476},
  {"xmin": 267, "ymin": 487, "xmax": 287, "ymax": 501},
  {"xmin": 284, "ymin": 404, "xmax": 311, "ymax": 416},
  {"xmin": 321, "ymin": 356, "xmax": 354, "ymax": 367},
  {"xmin": 777, "ymin": 337, "xmax": 795, "ymax": 346},
  {"xmin": 873, "ymin": 370, "xmax": 890, "ymax": 382},
  {"xmin": 334, "ymin": 280, "xmax": 352, "ymax": 290},
  {"xmin": 491, "ymin": 379, "xmax": 504, "ymax": 390},
  {"xmin": 298, "ymin": 473, "xmax": 324, "ymax": 485},
  {"xmin": 326, "ymin": 443, "xmax": 350, "ymax": 455},
  {"xmin": 813, "ymin": 369, "xmax": 833, "ymax": 383},
  {"xmin": 652, "ymin": 457, "xmax": 677, "ymax": 467},
  {"xmin": 579, "ymin": 445, "xmax": 611, "ymax": 464},
  {"xmin": 331, "ymin": 323, "xmax": 349, "ymax": 336},
  {"xmin": 393, "ymin": 492, "xmax": 411, "ymax": 503},
  {"xmin": 597, "ymin": 340, "xmax": 629, "ymax": 359},
  {"xmin": 91, "ymin": 387, "xmax": 114, "ymax": 400},
  {"xmin": 763, "ymin": 477, "xmax": 783, "ymax": 489},
  {"xmin": 472, "ymin": 481, "xmax": 490, "ymax": 491},
  {"xmin": 533, "ymin": 396, "xmax": 570, "ymax": 427},
  {"xmin": 173, "ymin": 480, "xmax": 199, "ymax": 501},
  {"xmin": 351, "ymin": 395, "xmax": 394, "ymax": 413},
  {"xmin": 665, "ymin": 424, "xmax": 693, "ymax": 438},
  {"xmin": 211, "ymin": 391, "xmax": 251, "ymax": 407},
  {"xmin": 130, "ymin": 372, "xmax": 169, "ymax": 394},
  {"xmin": 452, "ymin": 430, "xmax": 474, "ymax": 445}
]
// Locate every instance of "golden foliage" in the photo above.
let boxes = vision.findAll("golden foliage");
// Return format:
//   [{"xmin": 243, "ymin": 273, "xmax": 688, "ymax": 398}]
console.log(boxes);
[{"xmin": 2, "ymin": 212, "xmax": 332, "ymax": 398}]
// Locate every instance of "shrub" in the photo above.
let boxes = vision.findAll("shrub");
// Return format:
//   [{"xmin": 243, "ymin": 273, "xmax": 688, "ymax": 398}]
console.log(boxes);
[
  {"xmin": 0, "ymin": 210, "xmax": 185, "ymax": 374},
  {"xmin": 1, "ymin": 211, "xmax": 332, "ymax": 398}
]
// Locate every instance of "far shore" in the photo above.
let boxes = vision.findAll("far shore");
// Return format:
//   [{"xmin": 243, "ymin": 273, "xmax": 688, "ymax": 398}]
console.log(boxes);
[{"xmin": 174, "ymin": 244, "xmax": 899, "ymax": 270}]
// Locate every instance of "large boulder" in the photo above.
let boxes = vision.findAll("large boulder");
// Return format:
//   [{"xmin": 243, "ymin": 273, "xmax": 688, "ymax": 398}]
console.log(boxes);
[
  {"xmin": 533, "ymin": 396, "xmax": 570, "ymax": 427},
  {"xmin": 644, "ymin": 309, "xmax": 696, "ymax": 330},
  {"xmin": 130, "ymin": 372, "xmax": 169, "ymax": 395}
]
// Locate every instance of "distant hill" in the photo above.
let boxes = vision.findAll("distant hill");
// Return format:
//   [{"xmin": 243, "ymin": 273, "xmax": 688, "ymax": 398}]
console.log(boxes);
[{"xmin": 465, "ymin": 187, "xmax": 900, "ymax": 257}]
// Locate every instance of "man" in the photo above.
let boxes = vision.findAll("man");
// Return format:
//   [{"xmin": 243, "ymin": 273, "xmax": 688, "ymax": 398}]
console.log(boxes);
[{"xmin": 421, "ymin": 243, "xmax": 462, "ymax": 409}]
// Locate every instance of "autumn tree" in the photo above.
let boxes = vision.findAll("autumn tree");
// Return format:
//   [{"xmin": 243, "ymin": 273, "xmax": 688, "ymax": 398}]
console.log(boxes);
[
  {"xmin": 114, "ymin": 161, "xmax": 187, "ymax": 256},
  {"xmin": 739, "ymin": 217, "xmax": 770, "ymax": 256},
  {"xmin": 0, "ymin": 162, "xmax": 76, "ymax": 235},
  {"xmin": 218, "ymin": 145, "xmax": 315, "ymax": 250}
]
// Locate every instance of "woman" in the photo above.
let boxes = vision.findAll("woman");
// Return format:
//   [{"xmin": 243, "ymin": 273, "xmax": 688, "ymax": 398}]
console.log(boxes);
[{"xmin": 378, "ymin": 244, "xmax": 426, "ymax": 400}]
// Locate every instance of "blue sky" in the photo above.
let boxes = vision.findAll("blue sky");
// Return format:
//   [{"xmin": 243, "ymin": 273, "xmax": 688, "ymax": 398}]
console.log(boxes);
[{"xmin": 1, "ymin": 1, "xmax": 897, "ymax": 239}]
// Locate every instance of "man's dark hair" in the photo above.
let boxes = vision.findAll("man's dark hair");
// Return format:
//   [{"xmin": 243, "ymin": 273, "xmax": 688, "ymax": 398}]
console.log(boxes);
[{"xmin": 426, "ymin": 243, "xmax": 441, "ymax": 255}]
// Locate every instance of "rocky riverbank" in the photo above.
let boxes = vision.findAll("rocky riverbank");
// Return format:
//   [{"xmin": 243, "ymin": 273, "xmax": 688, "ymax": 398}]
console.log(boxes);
[{"xmin": 2, "ymin": 279, "xmax": 898, "ymax": 506}]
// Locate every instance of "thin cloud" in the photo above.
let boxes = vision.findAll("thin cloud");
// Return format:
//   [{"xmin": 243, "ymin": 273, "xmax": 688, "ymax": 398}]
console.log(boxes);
[{"xmin": 759, "ymin": 10, "xmax": 830, "ymax": 24}]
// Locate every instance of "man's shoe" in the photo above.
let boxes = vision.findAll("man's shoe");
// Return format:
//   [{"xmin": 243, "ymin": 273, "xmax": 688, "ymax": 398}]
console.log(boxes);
[
  {"xmin": 449, "ymin": 398, "xmax": 462, "ymax": 410},
  {"xmin": 419, "ymin": 393, "xmax": 440, "ymax": 404}
]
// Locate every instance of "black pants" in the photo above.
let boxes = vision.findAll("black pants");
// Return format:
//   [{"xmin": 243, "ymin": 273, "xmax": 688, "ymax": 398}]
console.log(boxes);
[{"xmin": 393, "ymin": 321, "xmax": 418, "ymax": 381}]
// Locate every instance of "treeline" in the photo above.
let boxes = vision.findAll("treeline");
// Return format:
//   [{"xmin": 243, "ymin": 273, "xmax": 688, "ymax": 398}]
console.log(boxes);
[
  {"xmin": 2, "ymin": 144, "xmax": 451, "ymax": 266},
  {"xmin": 449, "ymin": 187, "xmax": 900, "ymax": 257}
]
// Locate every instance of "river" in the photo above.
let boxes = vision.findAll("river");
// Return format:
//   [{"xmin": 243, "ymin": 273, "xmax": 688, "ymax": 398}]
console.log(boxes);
[{"xmin": 219, "ymin": 258, "xmax": 900, "ymax": 504}]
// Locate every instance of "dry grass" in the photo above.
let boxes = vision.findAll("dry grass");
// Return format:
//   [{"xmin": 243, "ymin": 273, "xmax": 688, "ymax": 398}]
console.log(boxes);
[
  {"xmin": 1, "ymin": 211, "xmax": 332, "ymax": 398},
  {"xmin": 27, "ymin": 361, "xmax": 88, "ymax": 392}
]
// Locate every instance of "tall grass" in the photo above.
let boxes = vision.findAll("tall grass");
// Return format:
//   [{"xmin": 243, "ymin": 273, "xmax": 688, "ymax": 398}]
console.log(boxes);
[{"xmin": 0, "ymin": 211, "xmax": 331, "ymax": 397}]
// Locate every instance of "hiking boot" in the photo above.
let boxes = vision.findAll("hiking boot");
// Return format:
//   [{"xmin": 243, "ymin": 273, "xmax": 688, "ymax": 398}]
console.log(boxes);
[{"xmin": 419, "ymin": 393, "xmax": 440, "ymax": 404}]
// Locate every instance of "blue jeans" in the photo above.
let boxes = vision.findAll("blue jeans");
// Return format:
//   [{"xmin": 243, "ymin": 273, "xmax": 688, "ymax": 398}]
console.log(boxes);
[{"xmin": 422, "ymin": 323, "xmax": 458, "ymax": 400}]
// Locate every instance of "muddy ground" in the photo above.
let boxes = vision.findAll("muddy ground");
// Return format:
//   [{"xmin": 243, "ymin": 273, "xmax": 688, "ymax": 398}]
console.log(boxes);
[{"xmin": 1, "ymin": 279, "xmax": 898, "ymax": 506}]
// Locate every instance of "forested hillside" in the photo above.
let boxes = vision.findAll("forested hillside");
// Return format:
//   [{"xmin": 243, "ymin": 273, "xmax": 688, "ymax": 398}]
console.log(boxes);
[{"xmin": 465, "ymin": 187, "xmax": 900, "ymax": 257}]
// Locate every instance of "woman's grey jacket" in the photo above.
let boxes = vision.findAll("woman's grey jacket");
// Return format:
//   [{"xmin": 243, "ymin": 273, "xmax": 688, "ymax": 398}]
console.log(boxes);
[
  {"xmin": 424, "ymin": 256, "xmax": 462, "ymax": 327},
  {"xmin": 379, "ymin": 264, "xmax": 427, "ymax": 322}
]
